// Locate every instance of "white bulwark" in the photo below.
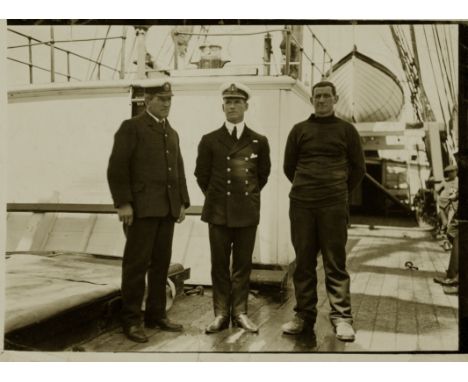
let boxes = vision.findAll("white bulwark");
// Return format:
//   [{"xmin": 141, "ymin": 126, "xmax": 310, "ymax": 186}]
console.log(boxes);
[{"xmin": 7, "ymin": 76, "xmax": 313, "ymax": 284}]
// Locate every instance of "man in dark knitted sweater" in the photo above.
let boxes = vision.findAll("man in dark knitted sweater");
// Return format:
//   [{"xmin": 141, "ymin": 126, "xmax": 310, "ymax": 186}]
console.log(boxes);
[{"xmin": 282, "ymin": 81, "xmax": 365, "ymax": 342}]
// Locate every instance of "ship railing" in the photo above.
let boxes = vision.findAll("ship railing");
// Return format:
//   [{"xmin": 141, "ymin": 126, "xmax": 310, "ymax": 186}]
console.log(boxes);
[
  {"xmin": 7, "ymin": 25, "xmax": 334, "ymax": 94},
  {"xmin": 7, "ymin": 27, "xmax": 127, "ymax": 84},
  {"xmin": 282, "ymin": 25, "xmax": 334, "ymax": 89},
  {"xmin": 171, "ymin": 26, "xmax": 334, "ymax": 94},
  {"xmin": 7, "ymin": 203, "xmax": 203, "ymax": 215}
]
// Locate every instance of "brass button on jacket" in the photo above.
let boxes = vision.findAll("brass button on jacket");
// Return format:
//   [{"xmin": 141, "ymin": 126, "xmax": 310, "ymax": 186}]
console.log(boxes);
[{"xmin": 195, "ymin": 124, "xmax": 271, "ymax": 227}]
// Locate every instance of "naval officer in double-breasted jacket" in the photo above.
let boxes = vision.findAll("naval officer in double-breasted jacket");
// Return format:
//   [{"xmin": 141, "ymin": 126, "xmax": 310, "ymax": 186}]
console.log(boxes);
[
  {"xmin": 195, "ymin": 82, "xmax": 271, "ymax": 333},
  {"xmin": 107, "ymin": 81, "xmax": 190, "ymax": 343}
]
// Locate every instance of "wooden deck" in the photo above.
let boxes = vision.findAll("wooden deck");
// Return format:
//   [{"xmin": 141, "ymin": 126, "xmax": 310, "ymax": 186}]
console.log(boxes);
[{"xmin": 76, "ymin": 224, "xmax": 458, "ymax": 353}]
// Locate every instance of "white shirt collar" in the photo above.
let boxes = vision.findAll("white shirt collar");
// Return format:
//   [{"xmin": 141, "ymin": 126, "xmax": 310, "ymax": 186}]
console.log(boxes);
[
  {"xmin": 225, "ymin": 120, "xmax": 245, "ymax": 138},
  {"xmin": 146, "ymin": 109, "xmax": 165, "ymax": 124}
]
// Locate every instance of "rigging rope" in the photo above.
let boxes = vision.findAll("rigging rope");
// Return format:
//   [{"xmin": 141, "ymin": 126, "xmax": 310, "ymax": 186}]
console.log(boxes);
[
  {"xmin": 444, "ymin": 25, "xmax": 457, "ymax": 93},
  {"xmin": 125, "ymin": 29, "xmax": 136, "ymax": 75},
  {"xmin": 397, "ymin": 26, "xmax": 413, "ymax": 59},
  {"xmin": 433, "ymin": 25, "xmax": 456, "ymax": 106},
  {"xmin": 442, "ymin": 27, "xmax": 457, "ymax": 102},
  {"xmin": 423, "ymin": 26, "xmax": 448, "ymax": 126},
  {"xmin": 112, "ymin": 26, "xmax": 127, "ymax": 80},
  {"xmin": 432, "ymin": 26, "xmax": 454, "ymax": 126},
  {"xmin": 89, "ymin": 25, "xmax": 111, "ymax": 80},
  {"xmin": 391, "ymin": 25, "xmax": 423, "ymax": 121},
  {"xmin": 441, "ymin": 25, "xmax": 457, "ymax": 101},
  {"xmin": 441, "ymin": 25, "xmax": 458, "ymax": 158},
  {"xmin": 85, "ymin": 27, "xmax": 99, "ymax": 79}
]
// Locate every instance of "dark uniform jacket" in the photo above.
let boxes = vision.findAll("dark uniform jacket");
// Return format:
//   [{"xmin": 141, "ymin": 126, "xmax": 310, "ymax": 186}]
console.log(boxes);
[
  {"xmin": 107, "ymin": 111, "xmax": 190, "ymax": 219},
  {"xmin": 195, "ymin": 125, "xmax": 270, "ymax": 227}
]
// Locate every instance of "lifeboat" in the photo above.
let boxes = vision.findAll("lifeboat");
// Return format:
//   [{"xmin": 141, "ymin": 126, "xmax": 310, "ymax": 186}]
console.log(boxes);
[{"xmin": 325, "ymin": 46, "xmax": 405, "ymax": 122}]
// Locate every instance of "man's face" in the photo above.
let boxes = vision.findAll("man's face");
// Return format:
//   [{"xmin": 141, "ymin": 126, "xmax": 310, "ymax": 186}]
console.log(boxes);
[
  {"xmin": 222, "ymin": 98, "xmax": 248, "ymax": 124},
  {"xmin": 311, "ymin": 86, "xmax": 338, "ymax": 117},
  {"xmin": 147, "ymin": 95, "xmax": 172, "ymax": 119}
]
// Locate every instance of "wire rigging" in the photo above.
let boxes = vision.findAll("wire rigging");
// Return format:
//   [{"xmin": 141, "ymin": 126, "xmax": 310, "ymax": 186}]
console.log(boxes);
[
  {"xmin": 85, "ymin": 27, "xmax": 99, "ymax": 79},
  {"xmin": 432, "ymin": 25, "xmax": 455, "ymax": 106},
  {"xmin": 422, "ymin": 25, "xmax": 448, "ymax": 126},
  {"xmin": 444, "ymin": 25, "xmax": 457, "ymax": 92},
  {"xmin": 89, "ymin": 25, "xmax": 111, "ymax": 80},
  {"xmin": 125, "ymin": 29, "xmax": 137, "ymax": 76},
  {"xmin": 442, "ymin": 27, "xmax": 457, "ymax": 102},
  {"xmin": 112, "ymin": 26, "xmax": 127, "ymax": 80},
  {"xmin": 441, "ymin": 25, "xmax": 457, "ymax": 100},
  {"xmin": 390, "ymin": 25, "xmax": 423, "ymax": 121},
  {"xmin": 431, "ymin": 26, "xmax": 453, "ymax": 127}
]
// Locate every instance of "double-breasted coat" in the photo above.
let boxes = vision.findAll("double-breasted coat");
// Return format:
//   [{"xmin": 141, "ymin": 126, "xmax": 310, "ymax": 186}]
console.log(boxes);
[
  {"xmin": 107, "ymin": 111, "xmax": 190, "ymax": 218},
  {"xmin": 195, "ymin": 125, "xmax": 270, "ymax": 228}
]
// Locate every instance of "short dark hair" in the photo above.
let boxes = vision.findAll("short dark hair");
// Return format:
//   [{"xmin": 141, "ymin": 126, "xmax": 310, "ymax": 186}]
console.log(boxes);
[{"xmin": 312, "ymin": 81, "xmax": 337, "ymax": 96}]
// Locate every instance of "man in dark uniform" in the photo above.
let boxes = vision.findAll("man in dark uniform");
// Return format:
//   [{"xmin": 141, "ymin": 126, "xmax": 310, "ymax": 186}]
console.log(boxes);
[
  {"xmin": 195, "ymin": 82, "xmax": 271, "ymax": 333},
  {"xmin": 107, "ymin": 81, "xmax": 190, "ymax": 343},
  {"xmin": 282, "ymin": 80, "xmax": 365, "ymax": 342}
]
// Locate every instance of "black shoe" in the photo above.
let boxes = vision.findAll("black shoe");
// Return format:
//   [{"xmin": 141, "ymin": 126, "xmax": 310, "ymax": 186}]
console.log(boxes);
[
  {"xmin": 123, "ymin": 325, "xmax": 148, "ymax": 343},
  {"xmin": 282, "ymin": 316, "xmax": 316, "ymax": 335},
  {"xmin": 433, "ymin": 276, "xmax": 458, "ymax": 286},
  {"xmin": 443, "ymin": 285, "xmax": 459, "ymax": 295},
  {"xmin": 145, "ymin": 318, "xmax": 183, "ymax": 332},
  {"xmin": 282, "ymin": 316, "xmax": 305, "ymax": 335},
  {"xmin": 205, "ymin": 316, "xmax": 229, "ymax": 333},
  {"xmin": 232, "ymin": 314, "xmax": 259, "ymax": 333}
]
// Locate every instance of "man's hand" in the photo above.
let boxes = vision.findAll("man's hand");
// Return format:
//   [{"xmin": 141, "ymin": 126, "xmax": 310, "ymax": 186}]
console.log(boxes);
[
  {"xmin": 177, "ymin": 205, "xmax": 186, "ymax": 224},
  {"xmin": 118, "ymin": 203, "xmax": 134, "ymax": 226},
  {"xmin": 449, "ymin": 190, "xmax": 459, "ymax": 201}
]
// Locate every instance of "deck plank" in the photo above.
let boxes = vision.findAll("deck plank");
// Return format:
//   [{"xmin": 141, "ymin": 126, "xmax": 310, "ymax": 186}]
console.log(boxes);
[{"xmin": 73, "ymin": 225, "xmax": 458, "ymax": 353}]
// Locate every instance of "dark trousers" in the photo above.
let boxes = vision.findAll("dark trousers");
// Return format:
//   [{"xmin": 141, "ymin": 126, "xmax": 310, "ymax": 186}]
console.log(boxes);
[
  {"xmin": 446, "ymin": 219, "xmax": 459, "ymax": 279},
  {"xmin": 447, "ymin": 233, "xmax": 459, "ymax": 279},
  {"xmin": 120, "ymin": 216, "xmax": 175, "ymax": 328},
  {"xmin": 208, "ymin": 224, "xmax": 257, "ymax": 318},
  {"xmin": 289, "ymin": 202, "xmax": 352, "ymax": 325}
]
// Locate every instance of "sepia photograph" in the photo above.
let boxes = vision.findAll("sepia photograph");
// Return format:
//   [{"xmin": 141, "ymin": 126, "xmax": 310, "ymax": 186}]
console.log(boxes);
[{"xmin": 0, "ymin": 15, "xmax": 467, "ymax": 363}]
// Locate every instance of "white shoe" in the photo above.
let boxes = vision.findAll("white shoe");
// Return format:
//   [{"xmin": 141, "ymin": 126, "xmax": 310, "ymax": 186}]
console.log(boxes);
[{"xmin": 335, "ymin": 322, "xmax": 355, "ymax": 342}]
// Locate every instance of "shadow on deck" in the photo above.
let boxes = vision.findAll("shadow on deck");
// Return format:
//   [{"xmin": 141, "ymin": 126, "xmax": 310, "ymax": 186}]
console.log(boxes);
[
  {"xmin": 75, "ymin": 225, "xmax": 458, "ymax": 353},
  {"xmin": 4, "ymin": 224, "xmax": 458, "ymax": 354}
]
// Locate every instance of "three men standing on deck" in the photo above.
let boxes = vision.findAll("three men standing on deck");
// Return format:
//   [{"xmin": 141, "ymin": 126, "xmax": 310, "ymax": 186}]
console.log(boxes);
[
  {"xmin": 282, "ymin": 80, "xmax": 366, "ymax": 342},
  {"xmin": 107, "ymin": 81, "xmax": 190, "ymax": 343},
  {"xmin": 107, "ymin": 78, "xmax": 363, "ymax": 342},
  {"xmin": 195, "ymin": 82, "xmax": 271, "ymax": 333}
]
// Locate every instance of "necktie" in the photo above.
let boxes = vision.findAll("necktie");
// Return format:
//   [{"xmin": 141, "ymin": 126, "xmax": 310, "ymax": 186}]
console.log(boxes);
[{"xmin": 232, "ymin": 125, "xmax": 238, "ymax": 141}]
